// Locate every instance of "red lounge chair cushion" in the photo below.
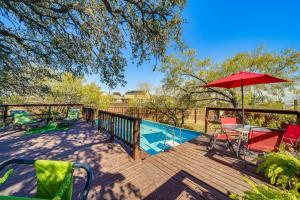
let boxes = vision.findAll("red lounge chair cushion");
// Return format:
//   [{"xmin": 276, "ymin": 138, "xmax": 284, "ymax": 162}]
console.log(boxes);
[
  {"xmin": 247, "ymin": 130, "xmax": 283, "ymax": 152},
  {"xmin": 283, "ymin": 124, "xmax": 300, "ymax": 146}
]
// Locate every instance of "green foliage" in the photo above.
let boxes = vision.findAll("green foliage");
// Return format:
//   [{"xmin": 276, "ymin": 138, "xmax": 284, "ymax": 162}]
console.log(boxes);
[
  {"xmin": 49, "ymin": 73, "xmax": 84, "ymax": 104},
  {"xmin": 256, "ymin": 147, "xmax": 300, "ymax": 189},
  {"xmin": 160, "ymin": 48, "xmax": 300, "ymax": 109},
  {"xmin": 1, "ymin": 0, "xmax": 186, "ymax": 94},
  {"xmin": 0, "ymin": 95, "xmax": 26, "ymax": 104},
  {"xmin": 48, "ymin": 73, "xmax": 112, "ymax": 109},
  {"xmin": 82, "ymin": 82, "xmax": 112, "ymax": 109},
  {"xmin": 239, "ymin": 178, "xmax": 300, "ymax": 200},
  {"xmin": 247, "ymin": 114, "xmax": 295, "ymax": 129},
  {"xmin": 133, "ymin": 86, "xmax": 196, "ymax": 127},
  {"xmin": 229, "ymin": 193, "xmax": 239, "ymax": 200}
]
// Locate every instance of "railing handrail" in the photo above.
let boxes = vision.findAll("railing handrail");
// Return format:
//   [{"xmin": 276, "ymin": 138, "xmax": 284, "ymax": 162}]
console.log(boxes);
[
  {"xmin": 205, "ymin": 107, "xmax": 300, "ymax": 133},
  {"xmin": 97, "ymin": 109, "xmax": 141, "ymax": 160},
  {"xmin": 98, "ymin": 109, "xmax": 142, "ymax": 121},
  {"xmin": 0, "ymin": 103, "xmax": 84, "ymax": 107},
  {"xmin": 206, "ymin": 107, "xmax": 300, "ymax": 115}
]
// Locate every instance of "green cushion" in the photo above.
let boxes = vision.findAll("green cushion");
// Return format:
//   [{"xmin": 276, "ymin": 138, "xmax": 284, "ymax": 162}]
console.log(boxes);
[
  {"xmin": 0, "ymin": 196, "xmax": 47, "ymax": 200},
  {"xmin": 24, "ymin": 123, "xmax": 69, "ymax": 136},
  {"xmin": 13, "ymin": 113, "xmax": 36, "ymax": 125},
  {"xmin": 35, "ymin": 160, "xmax": 73, "ymax": 200},
  {"xmin": 66, "ymin": 109, "xmax": 79, "ymax": 121}
]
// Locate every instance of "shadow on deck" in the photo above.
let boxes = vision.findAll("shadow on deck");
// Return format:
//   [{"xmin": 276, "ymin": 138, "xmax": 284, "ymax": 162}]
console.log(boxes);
[{"xmin": 0, "ymin": 121, "xmax": 268, "ymax": 200}]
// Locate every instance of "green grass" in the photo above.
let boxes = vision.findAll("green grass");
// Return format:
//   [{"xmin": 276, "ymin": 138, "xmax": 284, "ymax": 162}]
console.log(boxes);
[{"xmin": 23, "ymin": 122, "xmax": 69, "ymax": 136}]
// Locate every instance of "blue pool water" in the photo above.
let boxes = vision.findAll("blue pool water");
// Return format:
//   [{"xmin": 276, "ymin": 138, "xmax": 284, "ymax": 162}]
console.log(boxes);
[{"xmin": 140, "ymin": 120, "xmax": 201, "ymax": 155}]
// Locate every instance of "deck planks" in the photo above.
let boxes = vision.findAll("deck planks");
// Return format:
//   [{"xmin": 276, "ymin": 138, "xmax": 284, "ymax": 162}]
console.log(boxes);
[{"xmin": 0, "ymin": 121, "xmax": 269, "ymax": 200}]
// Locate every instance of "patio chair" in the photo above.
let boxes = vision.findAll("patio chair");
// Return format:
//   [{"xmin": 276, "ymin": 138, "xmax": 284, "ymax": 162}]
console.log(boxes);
[
  {"xmin": 243, "ymin": 128, "xmax": 283, "ymax": 168},
  {"xmin": 13, "ymin": 112, "xmax": 46, "ymax": 131},
  {"xmin": 57, "ymin": 109, "xmax": 80, "ymax": 128},
  {"xmin": 282, "ymin": 124, "xmax": 300, "ymax": 154},
  {"xmin": 207, "ymin": 131, "xmax": 236, "ymax": 153},
  {"xmin": 207, "ymin": 117, "xmax": 240, "ymax": 153},
  {"xmin": 220, "ymin": 117, "xmax": 241, "ymax": 136},
  {"xmin": 0, "ymin": 159, "xmax": 93, "ymax": 200}
]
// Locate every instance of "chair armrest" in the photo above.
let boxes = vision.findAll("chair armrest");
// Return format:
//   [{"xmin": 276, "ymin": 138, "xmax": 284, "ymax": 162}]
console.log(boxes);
[
  {"xmin": 0, "ymin": 159, "xmax": 35, "ymax": 171},
  {"xmin": 73, "ymin": 163, "xmax": 93, "ymax": 200},
  {"xmin": 0, "ymin": 168, "xmax": 13, "ymax": 185}
]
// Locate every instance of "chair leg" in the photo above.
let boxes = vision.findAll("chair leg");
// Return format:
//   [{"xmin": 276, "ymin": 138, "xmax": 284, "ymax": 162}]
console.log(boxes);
[
  {"xmin": 227, "ymin": 140, "xmax": 236, "ymax": 155},
  {"xmin": 207, "ymin": 135, "xmax": 216, "ymax": 151},
  {"xmin": 243, "ymin": 150, "xmax": 247, "ymax": 169}
]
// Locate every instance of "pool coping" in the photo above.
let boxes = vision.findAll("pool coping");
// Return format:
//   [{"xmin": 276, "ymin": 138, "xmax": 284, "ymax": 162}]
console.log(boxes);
[{"xmin": 141, "ymin": 119, "xmax": 202, "ymax": 135}]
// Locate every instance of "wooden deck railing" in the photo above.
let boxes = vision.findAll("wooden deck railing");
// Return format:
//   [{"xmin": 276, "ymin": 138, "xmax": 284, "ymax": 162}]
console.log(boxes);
[
  {"xmin": 98, "ymin": 109, "xmax": 141, "ymax": 160},
  {"xmin": 82, "ymin": 107, "xmax": 97, "ymax": 124},
  {"xmin": 1, "ymin": 103, "xmax": 83, "ymax": 126},
  {"xmin": 204, "ymin": 107, "xmax": 300, "ymax": 133}
]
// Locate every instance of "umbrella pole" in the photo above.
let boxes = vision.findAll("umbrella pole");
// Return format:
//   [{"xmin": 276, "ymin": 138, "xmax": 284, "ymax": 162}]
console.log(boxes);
[{"xmin": 241, "ymin": 81, "xmax": 244, "ymax": 127}]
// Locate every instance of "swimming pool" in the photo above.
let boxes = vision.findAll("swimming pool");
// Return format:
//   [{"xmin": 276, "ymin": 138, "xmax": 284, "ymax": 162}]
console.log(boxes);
[{"xmin": 140, "ymin": 120, "xmax": 200, "ymax": 155}]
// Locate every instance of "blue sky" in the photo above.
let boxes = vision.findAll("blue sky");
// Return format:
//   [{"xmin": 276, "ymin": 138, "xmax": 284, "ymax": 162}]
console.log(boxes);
[{"xmin": 87, "ymin": 0, "xmax": 300, "ymax": 94}]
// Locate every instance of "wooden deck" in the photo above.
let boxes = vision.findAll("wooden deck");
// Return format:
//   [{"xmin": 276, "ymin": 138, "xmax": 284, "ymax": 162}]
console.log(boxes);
[{"xmin": 0, "ymin": 121, "xmax": 268, "ymax": 200}]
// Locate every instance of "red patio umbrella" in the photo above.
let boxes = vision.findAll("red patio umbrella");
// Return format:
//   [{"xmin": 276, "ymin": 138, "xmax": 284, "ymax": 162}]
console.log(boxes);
[{"xmin": 203, "ymin": 71, "xmax": 289, "ymax": 126}]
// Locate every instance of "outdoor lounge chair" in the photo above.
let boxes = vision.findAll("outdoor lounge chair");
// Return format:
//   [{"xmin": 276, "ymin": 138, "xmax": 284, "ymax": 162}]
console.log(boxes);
[
  {"xmin": 0, "ymin": 159, "xmax": 93, "ymax": 200},
  {"xmin": 57, "ymin": 109, "xmax": 80, "ymax": 128},
  {"xmin": 243, "ymin": 128, "xmax": 283, "ymax": 168},
  {"xmin": 282, "ymin": 124, "xmax": 300, "ymax": 155},
  {"xmin": 13, "ymin": 112, "xmax": 46, "ymax": 131}
]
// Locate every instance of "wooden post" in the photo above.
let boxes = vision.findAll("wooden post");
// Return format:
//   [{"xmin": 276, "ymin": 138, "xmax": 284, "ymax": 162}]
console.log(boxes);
[
  {"xmin": 294, "ymin": 100, "xmax": 298, "ymax": 110},
  {"xmin": 110, "ymin": 114, "xmax": 114, "ymax": 142},
  {"xmin": 194, "ymin": 109, "xmax": 197, "ymax": 124},
  {"xmin": 296, "ymin": 113, "xmax": 300, "ymax": 125},
  {"xmin": 3, "ymin": 105, "xmax": 8, "ymax": 126},
  {"xmin": 204, "ymin": 107, "xmax": 209, "ymax": 134},
  {"xmin": 98, "ymin": 110, "xmax": 101, "ymax": 131},
  {"xmin": 79, "ymin": 106, "xmax": 84, "ymax": 119},
  {"xmin": 47, "ymin": 105, "xmax": 51, "ymax": 123},
  {"xmin": 155, "ymin": 108, "xmax": 158, "ymax": 122},
  {"xmin": 133, "ymin": 118, "xmax": 141, "ymax": 160}
]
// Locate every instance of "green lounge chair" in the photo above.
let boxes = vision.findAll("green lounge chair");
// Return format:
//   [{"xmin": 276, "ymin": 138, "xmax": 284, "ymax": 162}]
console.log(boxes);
[
  {"xmin": 13, "ymin": 112, "xmax": 46, "ymax": 131},
  {"xmin": 0, "ymin": 159, "xmax": 93, "ymax": 200},
  {"xmin": 57, "ymin": 109, "xmax": 80, "ymax": 128}
]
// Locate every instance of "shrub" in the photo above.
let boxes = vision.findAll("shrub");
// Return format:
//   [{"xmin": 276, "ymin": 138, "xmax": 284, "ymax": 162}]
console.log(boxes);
[
  {"xmin": 256, "ymin": 147, "xmax": 300, "ymax": 189},
  {"xmin": 230, "ymin": 178, "xmax": 300, "ymax": 200}
]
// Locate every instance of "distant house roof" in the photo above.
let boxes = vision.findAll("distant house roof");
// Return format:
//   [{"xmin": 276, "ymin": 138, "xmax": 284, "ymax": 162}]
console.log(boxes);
[
  {"xmin": 112, "ymin": 92, "xmax": 121, "ymax": 96},
  {"xmin": 124, "ymin": 90, "xmax": 146, "ymax": 95}
]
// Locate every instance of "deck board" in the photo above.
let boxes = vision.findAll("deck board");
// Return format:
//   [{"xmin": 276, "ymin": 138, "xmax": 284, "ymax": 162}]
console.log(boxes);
[{"xmin": 0, "ymin": 121, "xmax": 269, "ymax": 200}]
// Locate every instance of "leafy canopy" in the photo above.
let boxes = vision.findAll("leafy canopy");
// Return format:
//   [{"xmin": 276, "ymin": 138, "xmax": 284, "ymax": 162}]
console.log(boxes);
[
  {"xmin": 131, "ymin": 83, "xmax": 196, "ymax": 127},
  {"xmin": 160, "ymin": 48, "xmax": 300, "ymax": 108},
  {"xmin": 0, "ymin": 0, "xmax": 186, "ymax": 94},
  {"xmin": 48, "ymin": 73, "xmax": 111, "ymax": 109}
]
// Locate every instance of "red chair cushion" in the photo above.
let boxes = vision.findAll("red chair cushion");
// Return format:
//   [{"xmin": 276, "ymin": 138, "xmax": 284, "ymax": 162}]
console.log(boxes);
[
  {"xmin": 283, "ymin": 124, "xmax": 300, "ymax": 145},
  {"xmin": 247, "ymin": 129, "xmax": 283, "ymax": 152}
]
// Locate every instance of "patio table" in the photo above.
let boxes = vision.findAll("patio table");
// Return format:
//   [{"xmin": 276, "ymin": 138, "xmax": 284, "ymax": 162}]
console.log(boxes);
[{"xmin": 222, "ymin": 124, "xmax": 270, "ymax": 156}]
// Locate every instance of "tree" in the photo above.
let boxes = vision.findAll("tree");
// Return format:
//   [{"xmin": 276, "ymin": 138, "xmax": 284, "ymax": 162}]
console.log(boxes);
[
  {"xmin": 82, "ymin": 82, "xmax": 112, "ymax": 108},
  {"xmin": 47, "ymin": 73, "xmax": 111, "ymax": 108},
  {"xmin": 0, "ymin": 0, "xmax": 186, "ymax": 95},
  {"xmin": 160, "ymin": 48, "xmax": 300, "ymax": 109},
  {"xmin": 131, "ymin": 84, "xmax": 195, "ymax": 127},
  {"xmin": 48, "ymin": 73, "xmax": 84, "ymax": 104}
]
